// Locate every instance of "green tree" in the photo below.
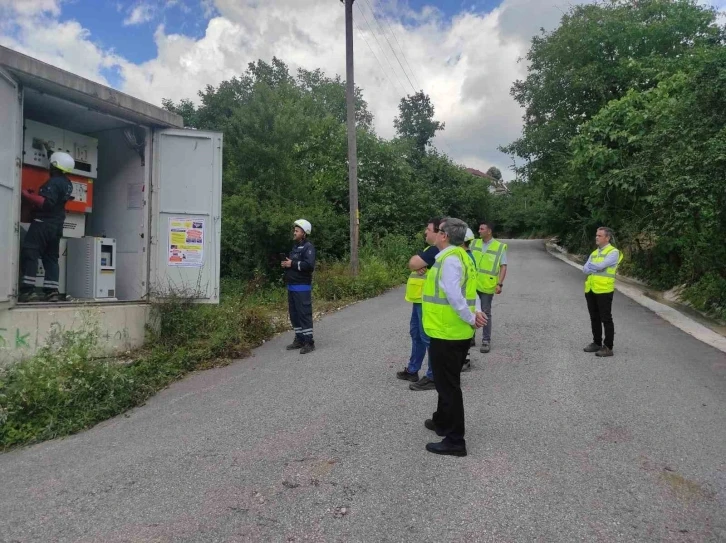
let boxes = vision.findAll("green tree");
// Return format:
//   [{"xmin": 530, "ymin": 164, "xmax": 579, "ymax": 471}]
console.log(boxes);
[{"xmin": 394, "ymin": 91, "xmax": 445, "ymax": 154}]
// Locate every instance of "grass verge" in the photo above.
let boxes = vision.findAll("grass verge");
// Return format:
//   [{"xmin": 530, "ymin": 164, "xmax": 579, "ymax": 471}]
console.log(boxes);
[{"xmin": 0, "ymin": 236, "xmax": 416, "ymax": 450}]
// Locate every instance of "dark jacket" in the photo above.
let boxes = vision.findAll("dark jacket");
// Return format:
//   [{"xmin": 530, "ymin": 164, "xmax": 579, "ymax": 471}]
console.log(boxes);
[
  {"xmin": 33, "ymin": 173, "xmax": 73, "ymax": 225},
  {"xmin": 285, "ymin": 240, "xmax": 316, "ymax": 285}
]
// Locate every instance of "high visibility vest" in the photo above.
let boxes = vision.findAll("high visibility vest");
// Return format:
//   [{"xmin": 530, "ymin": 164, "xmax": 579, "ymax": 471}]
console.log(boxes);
[
  {"xmin": 470, "ymin": 238, "xmax": 507, "ymax": 294},
  {"xmin": 422, "ymin": 247, "xmax": 477, "ymax": 340},
  {"xmin": 404, "ymin": 246, "xmax": 431, "ymax": 303},
  {"xmin": 584, "ymin": 245, "xmax": 623, "ymax": 294}
]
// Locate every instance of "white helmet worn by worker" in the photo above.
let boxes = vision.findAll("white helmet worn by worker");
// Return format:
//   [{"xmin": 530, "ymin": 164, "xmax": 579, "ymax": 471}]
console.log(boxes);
[
  {"xmin": 464, "ymin": 228, "xmax": 475, "ymax": 242},
  {"xmin": 294, "ymin": 219, "xmax": 312, "ymax": 235},
  {"xmin": 49, "ymin": 152, "xmax": 75, "ymax": 174}
]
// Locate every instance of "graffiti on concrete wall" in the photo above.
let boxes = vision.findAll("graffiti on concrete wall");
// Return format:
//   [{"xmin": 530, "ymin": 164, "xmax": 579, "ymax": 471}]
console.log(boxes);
[{"xmin": 0, "ymin": 323, "xmax": 131, "ymax": 351}]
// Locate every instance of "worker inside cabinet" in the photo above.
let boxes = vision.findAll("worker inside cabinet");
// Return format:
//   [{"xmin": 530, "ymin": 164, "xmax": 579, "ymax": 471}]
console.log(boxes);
[{"xmin": 18, "ymin": 143, "xmax": 75, "ymax": 303}]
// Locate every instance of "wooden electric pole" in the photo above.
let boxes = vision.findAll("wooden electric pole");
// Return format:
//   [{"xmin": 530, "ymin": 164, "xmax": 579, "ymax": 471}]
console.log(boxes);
[{"xmin": 344, "ymin": 0, "xmax": 359, "ymax": 275}]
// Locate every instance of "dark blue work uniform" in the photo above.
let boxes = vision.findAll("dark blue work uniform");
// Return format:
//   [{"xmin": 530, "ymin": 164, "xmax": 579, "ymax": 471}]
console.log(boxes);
[
  {"xmin": 20, "ymin": 173, "xmax": 73, "ymax": 295},
  {"xmin": 285, "ymin": 240, "xmax": 316, "ymax": 345}
]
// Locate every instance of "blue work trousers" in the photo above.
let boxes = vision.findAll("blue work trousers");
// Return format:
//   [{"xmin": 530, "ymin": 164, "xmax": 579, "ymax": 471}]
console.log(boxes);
[{"xmin": 406, "ymin": 303, "xmax": 432, "ymax": 379}]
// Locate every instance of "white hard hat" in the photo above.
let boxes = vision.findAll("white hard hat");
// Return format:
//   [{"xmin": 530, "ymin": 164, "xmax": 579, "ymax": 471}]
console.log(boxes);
[
  {"xmin": 294, "ymin": 219, "xmax": 312, "ymax": 235},
  {"xmin": 464, "ymin": 228, "xmax": 475, "ymax": 242},
  {"xmin": 49, "ymin": 152, "xmax": 75, "ymax": 173}
]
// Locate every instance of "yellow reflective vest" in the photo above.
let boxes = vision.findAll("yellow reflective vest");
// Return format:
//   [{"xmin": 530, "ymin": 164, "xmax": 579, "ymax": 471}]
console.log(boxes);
[
  {"xmin": 404, "ymin": 246, "xmax": 431, "ymax": 303},
  {"xmin": 584, "ymin": 245, "xmax": 623, "ymax": 294},
  {"xmin": 470, "ymin": 238, "xmax": 507, "ymax": 294},
  {"xmin": 422, "ymin": 247, "xmax": 477, "ymax": 340}
]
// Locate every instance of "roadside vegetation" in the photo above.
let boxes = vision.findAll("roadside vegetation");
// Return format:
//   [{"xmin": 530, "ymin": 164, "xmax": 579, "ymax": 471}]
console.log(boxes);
[{"xmin": 493, "ymin": 0, "xmax": 726, "ymax": 320}]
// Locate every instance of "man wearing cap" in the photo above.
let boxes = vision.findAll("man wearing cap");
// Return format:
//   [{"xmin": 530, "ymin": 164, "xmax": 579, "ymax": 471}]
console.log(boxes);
[
  {"xmin": 470, "ymin": 219, "xmax": 508, "ymax": 353},
  {"xmin": 282, "ymin": 219, "xmax": 317, "ymax": 354}
]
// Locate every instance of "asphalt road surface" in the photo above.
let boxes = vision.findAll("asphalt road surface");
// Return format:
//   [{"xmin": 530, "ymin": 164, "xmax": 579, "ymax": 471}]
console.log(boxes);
[{"xmin": 2, "ymin": 240, "xmax": 725, "ymax": 542}]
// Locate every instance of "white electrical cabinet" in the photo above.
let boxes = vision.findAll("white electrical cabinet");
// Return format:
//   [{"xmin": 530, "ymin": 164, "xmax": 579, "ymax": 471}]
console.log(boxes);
[
  {"xmin": 23, "ymin": 119, "xmax": 98, "ymax": 178},
  {"xmin": 66, "ymin": 237, "xmax": 117, "ymax": 300}
]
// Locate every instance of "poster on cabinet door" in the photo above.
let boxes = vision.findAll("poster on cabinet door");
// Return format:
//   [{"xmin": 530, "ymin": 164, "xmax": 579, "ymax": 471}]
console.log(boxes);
[{"xmin": 168, "ymin": 217, "xmax": 204, "ymax": 267}]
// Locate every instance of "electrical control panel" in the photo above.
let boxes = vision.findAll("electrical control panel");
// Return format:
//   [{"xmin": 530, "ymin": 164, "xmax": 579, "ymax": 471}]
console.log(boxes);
[
  {"xmin": 23, "ymin": 120, "xmax": 98, "ymax": 178},
  {"xmin": 21, "ymin": 165, "xmax": 94, "ymax": 215}
]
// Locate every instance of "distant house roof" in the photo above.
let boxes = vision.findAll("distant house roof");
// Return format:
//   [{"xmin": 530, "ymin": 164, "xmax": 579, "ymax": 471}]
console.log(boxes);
[
  {"xmin": 465, "ymin": 167, "xmax": 510, "ymax": 195},
  {"xmin": 464, "ymin": 167, "xmax": 497, "ymax": 181}
]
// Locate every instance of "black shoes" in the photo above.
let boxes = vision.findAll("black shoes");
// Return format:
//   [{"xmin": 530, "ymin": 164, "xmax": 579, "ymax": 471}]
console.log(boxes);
[
  {"xmin": 396, "ymin": 369, "xmax": 419, "ymax": 382},
  {"xmin": 424, "ymin": 419, "xmax": 446, "ymax": 437},
  {"xmin": 18, "ymin": 291, "xmax": 40, "ymax": 303},
  {"xmin": 480, "ymin": 341, "xmax": 490, "ymax": 353},
  {"xmin": 409, "ymin": 376, "xmax": 435, "ymax": 391},
  {"xmin": 425, "ymin": 440, "xmax": 467, "ymax": 457},
  {"xmin": 583, "ymin": 342, "xmax": 601, "ymax": 353},
  {"xmin": 299, "ymin": 343, "xmax": 315, "ymax": 354},
  {"xmin": 286, "ymin": 339, "xmax": 314, "ymax": 354}
]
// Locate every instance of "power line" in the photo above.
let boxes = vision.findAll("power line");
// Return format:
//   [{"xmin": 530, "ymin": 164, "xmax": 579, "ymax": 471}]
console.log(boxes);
[
  {"xmin": 377, "ymin": 7, "xmax": 423, "ymax": 91},
  {"xmin": 362, "ymin": 0, "xmax": 417, "ymax": 94},
  {"xmin": 353, "ymin": 18, "xmax": 403, "ymax": 95},
  {"xmin": 355, "ymin": 3, "xmax": 408, "ymax": 96}
]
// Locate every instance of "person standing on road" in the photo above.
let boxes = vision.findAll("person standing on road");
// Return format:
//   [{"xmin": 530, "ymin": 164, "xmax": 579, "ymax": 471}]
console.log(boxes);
[
  {"xmin": 19, "ymin": 150, "xmax": 74, "ymax": 303},
  {"xmin": 582, "ymin": 227, "xmax": 623, "ymax": 357},
  {"xmin": 422, "ymin": 218, "xmax": 486, "ymax": 457},
  {"xmin": 470, "ymin": 219, "xmax": 508, "ymax": 353},
  {"xmin": 397, "ymin": 218, "xmax": 441, "ymax": 392},
  {"xmin": 461, "ymin": 227, "xmax": 476, "ymax": 372},
  {"xmin": 282, "ymin": 219, "xmax": 316, "ymax": 354}
]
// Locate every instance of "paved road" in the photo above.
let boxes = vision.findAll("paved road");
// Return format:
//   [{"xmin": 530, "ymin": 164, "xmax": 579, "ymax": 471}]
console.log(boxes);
[{"xmin": 1, "ymin": 240, "xmax": 725, "ymax": 542}]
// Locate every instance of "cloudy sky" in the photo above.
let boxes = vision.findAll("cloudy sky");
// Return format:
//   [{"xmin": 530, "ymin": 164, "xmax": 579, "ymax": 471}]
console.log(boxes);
[{"xmin": 0, "ymin": 0, "xmax": 724, "ymax": 178}]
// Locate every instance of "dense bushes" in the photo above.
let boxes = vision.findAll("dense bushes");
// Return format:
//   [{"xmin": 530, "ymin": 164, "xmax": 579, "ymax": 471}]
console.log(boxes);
[{"xmin": 497, "ymin": 0, "xmax": 726, "ymax": 319}]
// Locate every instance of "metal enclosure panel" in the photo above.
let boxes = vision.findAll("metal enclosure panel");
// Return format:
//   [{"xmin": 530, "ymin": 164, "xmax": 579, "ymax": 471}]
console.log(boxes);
[
  {"xmin": 150, "ymin": 129, "xmax": 222, "ymax": 303},
  {"xmin": 23, "ymin": 119, "xmax": 98, "ymax": 178},
  {"xmin": 0, "ymin": 68, "xmax": 21, "ymax": 306},
  {"xmin": 88, "ymin": 127, "xmax": 149, "ymax": 301}
]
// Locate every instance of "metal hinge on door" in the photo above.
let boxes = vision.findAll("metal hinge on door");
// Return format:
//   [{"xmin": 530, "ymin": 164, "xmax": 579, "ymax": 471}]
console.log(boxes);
[{"xmin": 14, "ymin": 222, "xmax": 19, "ymax": 233}]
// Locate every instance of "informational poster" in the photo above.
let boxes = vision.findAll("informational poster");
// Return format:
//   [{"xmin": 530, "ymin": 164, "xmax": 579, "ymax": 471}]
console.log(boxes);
[{"xmin": 168, "ymin": 217, "xmax": 204, "ymax": 267}]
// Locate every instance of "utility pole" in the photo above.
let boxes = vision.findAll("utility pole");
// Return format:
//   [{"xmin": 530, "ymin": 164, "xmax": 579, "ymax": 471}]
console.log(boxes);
[{"xmin": 344, "ymin": 0, "xmax": 359, "ymax": 275}]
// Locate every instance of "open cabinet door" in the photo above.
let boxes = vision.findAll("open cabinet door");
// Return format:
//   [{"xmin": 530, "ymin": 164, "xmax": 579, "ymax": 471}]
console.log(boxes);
[
  {"xmin": 150, "ymin": 129, "xmax": 222, "ymax": 303},
  {"xmin": 0, "ymin": 68, "xmax": 21, "ymax": 307}
]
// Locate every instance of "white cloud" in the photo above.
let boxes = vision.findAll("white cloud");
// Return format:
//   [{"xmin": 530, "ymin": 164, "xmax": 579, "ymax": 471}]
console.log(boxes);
[
  {"xmin": 0, "ymin": 0, "xmax": 61, "ymax": 16},
  {"xmin": 123, "ymin": 3, "xmax": 155, "ymax": 26},
  {"xmin": 0, "ymin": 0, "xmax": 586, "ymax": 177}
]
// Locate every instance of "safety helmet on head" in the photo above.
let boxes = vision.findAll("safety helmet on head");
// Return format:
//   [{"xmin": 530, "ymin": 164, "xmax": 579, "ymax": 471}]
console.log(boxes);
[
  {"xmin": 294, "ymin": 219, "xmax": 312, "ymax": 235},
  {"xmin": 464, "ymin": 228, "xmax": 475, "ymax": 243},
  {"xmin": 49, "ymin": 152, "xmax": 75, "ymax": 174}
]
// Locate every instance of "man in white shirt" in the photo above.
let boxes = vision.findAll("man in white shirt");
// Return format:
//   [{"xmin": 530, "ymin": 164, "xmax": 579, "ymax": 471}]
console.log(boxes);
[{"xmin": 422, "ymin": 218, "xmax": 487, "ymax": 457}]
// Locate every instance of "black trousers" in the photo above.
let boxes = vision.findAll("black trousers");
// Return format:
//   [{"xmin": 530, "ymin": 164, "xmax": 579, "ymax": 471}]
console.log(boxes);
[
  {"xmin": 585, "ymin": 291, "xmax": 615, "ymax": 349},
  {"xmin": 288, "ymin": 289, "xmax": 314, "ymax": 345},
  {"xmin": 430, "ymin": 337, "xmax": 471, "ymax": 447},
  {"xmin": 20, "ymin": 220, "xmax": 62, "ymax": 294}
]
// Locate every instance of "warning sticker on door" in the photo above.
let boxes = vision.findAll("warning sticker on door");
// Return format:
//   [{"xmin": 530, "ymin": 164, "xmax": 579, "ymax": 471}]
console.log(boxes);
[{"xmin": 168, "ymin": 217, "xmax": 204, "ymax": 267}]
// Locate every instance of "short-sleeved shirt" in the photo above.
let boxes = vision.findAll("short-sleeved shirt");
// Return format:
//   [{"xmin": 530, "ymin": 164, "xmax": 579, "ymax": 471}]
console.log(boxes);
[{"xmin": 417, "ymin": 245, "xmax": 440, "ymax": 268}]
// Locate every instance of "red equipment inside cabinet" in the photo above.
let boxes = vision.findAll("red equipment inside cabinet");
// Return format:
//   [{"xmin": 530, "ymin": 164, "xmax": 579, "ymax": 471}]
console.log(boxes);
[{"xmin": 21, "ymin": 165, "xmax": 94, "ymax": 219}]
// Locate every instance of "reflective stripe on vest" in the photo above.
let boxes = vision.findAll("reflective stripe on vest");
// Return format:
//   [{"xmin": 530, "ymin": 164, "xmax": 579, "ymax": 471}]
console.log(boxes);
[
  {"xmin": 584, "ymin": 245, "xmax": 623, "ymax": 294},
  {"xmin": 421, "ymin": 247, "xmax": 477, "ymax": 340},
  {"xmin": 471, "ymin": 238, "xmax": 506, "ymax": 294}
]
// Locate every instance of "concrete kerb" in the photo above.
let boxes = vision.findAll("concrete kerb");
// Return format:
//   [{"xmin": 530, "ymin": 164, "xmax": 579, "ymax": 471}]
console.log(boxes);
[{"xmin": 545, "ymin": 241, "xmax": 726, "ymax": 354}]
